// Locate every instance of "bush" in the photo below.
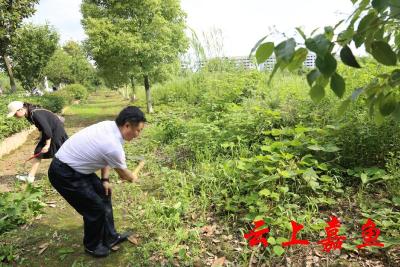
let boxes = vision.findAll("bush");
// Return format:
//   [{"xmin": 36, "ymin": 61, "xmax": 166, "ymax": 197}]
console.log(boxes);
[
  {"xmin": 0, "ymin": 185, "xmax": 44, "ymax": 235},
  {"xmin": 63, "ymin": 83, "xmax": 88, "ymax": 100},
  {"xmin": 40, "ymin": 93, "xmax": 67, "ymax": 113},
  {"xmin": 0, "ymin": 95, "xmax": 31, "ymax": 140}
]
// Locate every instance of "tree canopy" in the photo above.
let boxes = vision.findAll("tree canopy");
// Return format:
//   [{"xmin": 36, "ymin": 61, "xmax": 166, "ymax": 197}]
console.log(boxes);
[{"xmin": 81, "ymin": 0, "xmax": 189, "ymax": 112}]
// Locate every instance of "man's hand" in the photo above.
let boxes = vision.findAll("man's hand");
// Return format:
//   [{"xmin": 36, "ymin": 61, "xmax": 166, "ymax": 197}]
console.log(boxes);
[
  {"xmin": 131, "ymin": 173, "xmax": 138, "ymax": 183},
  {"xmin": 103, "ymin": 181, "xmax": 112, "ymax": 196},
  {"xmin": 41, "ymin": 145, "xmax": 50, "ymax": 153}
]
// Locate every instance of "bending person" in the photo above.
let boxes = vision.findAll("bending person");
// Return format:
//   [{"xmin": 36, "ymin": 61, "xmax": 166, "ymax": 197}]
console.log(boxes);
[
  {"xmin": 7, "ymin": 101, "xmax": 68, "ymax": 183},
  {"xmin": 48, "ymin": 106, "xmax": 146, "ymax": 257}
]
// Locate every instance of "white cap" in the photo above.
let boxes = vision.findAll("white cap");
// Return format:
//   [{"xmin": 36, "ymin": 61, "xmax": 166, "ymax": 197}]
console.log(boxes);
[{"xmin": 7, "ymin": 101, "xmax": 24, "ymax": 118}]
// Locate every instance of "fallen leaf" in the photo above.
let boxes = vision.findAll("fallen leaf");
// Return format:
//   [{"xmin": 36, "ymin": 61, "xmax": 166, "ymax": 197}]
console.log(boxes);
[
  {"xmin": 128, "ymin": 235, "xmax": 139, "ymax": 245},
  {"xmin": 211, "ymin": 256, "xmax": 226, "ymax": 267},
  {"xmin": 46, "ymin": 201, "xmax": 57, "ymax": 204},
  {"xmin": 39, "ymin": 242, "xmax": 49, "ymax": 249},
  {"xmin": 38, "ymin": 243, "xmax": 49, "ymax": 255},
  {"xmin": 111, "ymin": 245, "xmax": 120, "ymax": 251},
  {"xmin": 48, "ymin": 204, "xmax": 56, "ymax": 208},
  {"xmin": 206, "ymin": 251, "xmax": 214, "ymax": 257},
  {"xmin": 201, "ymin": 225, "xmax": 215, "ymax": 237}
]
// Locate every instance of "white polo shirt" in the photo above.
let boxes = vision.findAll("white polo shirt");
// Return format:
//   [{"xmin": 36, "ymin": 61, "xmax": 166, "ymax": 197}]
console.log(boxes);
[{"xmin": 56, "ymin": 121, "xmax": 127, "ymax": 174}]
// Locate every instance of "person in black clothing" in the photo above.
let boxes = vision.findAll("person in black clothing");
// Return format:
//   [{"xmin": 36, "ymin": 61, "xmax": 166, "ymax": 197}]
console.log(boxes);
[{"xmin": 6, "ymin": 101, "xmax": 68, "ymax": 183}]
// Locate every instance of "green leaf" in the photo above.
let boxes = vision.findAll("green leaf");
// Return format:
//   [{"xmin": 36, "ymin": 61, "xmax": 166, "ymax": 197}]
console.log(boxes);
[
  {"xmin": 258, "ymin": 189, "xmax": 271, "ymax": 197},
  {"xmin": 307, "ymin": 69, "xmax": 320, "ymax": 87},
  {"xmin": 322, "ymin": 144, "xmax": 340, "ymax": 152},
  {"xmin": 324, "ymin": 26, "xmax": 334, "ymax": 40},
  {"xmin": 391, "ymin": 102, "xmax": 400, "ymax": 121},
  {"xmin": 273, "ymin": 245, "xmax": 285, "ymax": 256},
  {"xmin": 308, "ymin": 145, "xmax": 324, "ymax": 151},
  {"xmin": 337, "ymin": 27, "xmax": 354, "ymax": 46},
  {"xmin": 268, "ymin": 236, "xmax": 276, "ymax": 245},
  {"xmin": 370, "ymin": 41, "xmax": 397, "ymax": 66},
  {"xmin": 256, "ymin": 42, "xmax": 274, "ymax": 64},
  {"xmin": 392, "ymin": 196, "xmax": 400, "ymax": 205},
  {"xmin": 389, "ymin": 69, "xmax": 400, "ymax": 87},
  {"xmin": 295, "ymin": 27, "xmax": 306, "ymax": 40},
  {"xmin": 276, "ymin": 237, "xmax": 288, "ymax": 244},
  {"xmin": 249, "ymin": 34, "xmax": 269, "ymax": 58},
  {"xmin": 330, "ymin": 72, "xmax": 346, "ymax": 98},
  {"xmin": 338, "ymin": 98, "xmax": 351, "ymax": 117},
  {"xmin": 268, "ymin": 61, "xmax": 281, "ymax": 84},
  {"xmin": 333, "ymin": 19, "xmax": 344, "ymax": 31},
  {"xmin": 372, "ymin": 0, "xmax": 389, "ymax": 12},
  {"xmin": 316, "ymin": 53, "xmax": 337, "ymax": 77},
  {"xmin": 353, "ymin": 12, "xmax": 377, "ymax": 47},
  {"xmin": 274, "ymin": 38, "xmax": 296, "ymax": 63},
  {"xmin": 361, "ymin": 173, "xmax": 369, "ymax": 184},
  {"xmin": 287, "ymin": 48, "xmax": 308, "ymax": 71},
  {"xmin": 310, "ymin": 85, "xmax": 325, "ymax": 103},
  {"xmin": 305, "ymin": 34, "xmax": 332, "ymax": 56},
  {"xmin": 379, "ymin": 94, "xmax": 397, "ymax": 116},
  {"xmin": 340, "ymin": 46, "xmax": 361, "ymax": 68}
]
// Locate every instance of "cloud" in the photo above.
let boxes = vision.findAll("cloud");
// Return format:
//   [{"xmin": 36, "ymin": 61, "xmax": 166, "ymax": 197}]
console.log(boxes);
[{"xmin": 27, "ymin": 0, "xmax": 86, "ymax": 44}]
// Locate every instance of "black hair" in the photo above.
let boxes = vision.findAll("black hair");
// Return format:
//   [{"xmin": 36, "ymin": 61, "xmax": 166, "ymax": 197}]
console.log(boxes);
[
  {"xmin": 115, "ymin": 106, "xmax": 146, "ymax": 127},
  {"xmin": 23, "ymin": 102, "xmax": 41, "ymax": 120}
]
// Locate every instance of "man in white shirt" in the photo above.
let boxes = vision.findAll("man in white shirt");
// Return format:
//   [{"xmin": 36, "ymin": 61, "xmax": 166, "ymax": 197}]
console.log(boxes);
[{"xmin": 48, "ymin": 106, "xmax": 146, "ymax": 257}]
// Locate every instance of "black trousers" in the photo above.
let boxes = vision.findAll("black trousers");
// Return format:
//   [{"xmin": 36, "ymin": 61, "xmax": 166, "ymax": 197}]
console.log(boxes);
[{"xmin": 48, "ymin": 157, "xmax": 118, "ymax": 250}]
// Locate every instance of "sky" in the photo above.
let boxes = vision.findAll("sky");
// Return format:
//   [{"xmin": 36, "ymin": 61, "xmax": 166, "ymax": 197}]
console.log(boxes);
[{"xmin": 28, "ymin": 0, "xmax": 356, "ymax": 57}]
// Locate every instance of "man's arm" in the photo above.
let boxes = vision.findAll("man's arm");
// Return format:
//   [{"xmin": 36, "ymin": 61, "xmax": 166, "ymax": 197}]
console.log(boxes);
[
  {"xmin": 101, "ymin": 166, "xmax": 111, "ymax": 179},
  {"xmin": 114, "ymin": 160, "xmax": 145, "ymax": 182},
  {"xmin": 101, "ymin": 166, "xmax": 112, "ymax": 196},
  {"xmin": 114, "ymin": 168, "xmax": 138, "ymax": 182}
]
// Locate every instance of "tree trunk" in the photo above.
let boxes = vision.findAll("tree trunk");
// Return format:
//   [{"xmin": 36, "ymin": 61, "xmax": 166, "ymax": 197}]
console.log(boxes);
[
  {"xmin": 144, "ymin": 75, "xmax": 153, "ymax": 113},
  {"xmin": 130, "ymin": 77, "xmax": 137, "ymax": 102},
  {"xmin": 2, "ymin": 54, "xmax": 17, "ymax": 93}
]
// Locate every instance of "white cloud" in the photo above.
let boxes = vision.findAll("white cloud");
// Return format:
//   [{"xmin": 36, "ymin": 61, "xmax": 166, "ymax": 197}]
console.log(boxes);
[{"xmin": 28, "ymin": 0, "xmax": 85, "ymax": 44}]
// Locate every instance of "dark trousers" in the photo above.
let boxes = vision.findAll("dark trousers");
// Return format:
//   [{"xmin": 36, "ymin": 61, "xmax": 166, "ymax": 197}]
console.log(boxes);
[{"xmin": 48, "ymin": 157, "xmax": 118, "ymax": 250}]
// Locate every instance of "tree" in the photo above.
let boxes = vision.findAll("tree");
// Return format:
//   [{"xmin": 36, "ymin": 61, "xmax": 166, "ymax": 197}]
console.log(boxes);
[
  {"xmin": 0, "ymin": 0, "xmax": 39, "ymax": 92},
  {"xmin": 81, "ymin": 0, "xmax": 189, "ymax": 113},
  {"xmin": 11, "ymin": 23, "xmax": 59, "ymax": 91},
  {"xmin": 63, "ymin": 40, "xmax": 96, "ymax": 85},
  {"xmin": 253, "ymin": 0, "xmax": 400, "ymax": 122},
  {"xmin": 43, "ymin": 48, "xmax": 74, "ymax": 86},
  {"xmin": 44, "ymin": 41, "xmax": 96, "ymax": 88}
]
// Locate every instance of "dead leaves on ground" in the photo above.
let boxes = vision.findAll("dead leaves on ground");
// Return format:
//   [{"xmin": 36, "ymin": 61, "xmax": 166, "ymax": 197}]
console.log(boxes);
[{"xmin": 128, "ymin": 235, "xmax": 139, "ymax": 245}]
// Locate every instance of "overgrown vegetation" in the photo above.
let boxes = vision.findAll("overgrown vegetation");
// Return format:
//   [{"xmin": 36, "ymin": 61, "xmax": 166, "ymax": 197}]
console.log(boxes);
[{"xmin": 126, "ymin": 61, "xmax": 400, "ymax": 264}]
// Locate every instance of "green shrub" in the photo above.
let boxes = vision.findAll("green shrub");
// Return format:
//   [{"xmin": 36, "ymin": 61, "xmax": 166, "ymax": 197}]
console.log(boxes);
[
  {"xmin": 0, "ymin": 95, "xmax": 31, "ymax": 140},
  {"xmin": 53, "ymin": 89, "xmax": 74, "ymax": 104},
  {"xmin": 40, "ymin": 93, "xmax": 67, "ymax": 113},
  {"xmin": 0, "ymin": 185, "xmax": 44, "ymax": 235},
  {"xmin": 63, "ymin": 83, "xmax": 88, "ymax": 100},
  {"xmin": 0, "ymin": 244, "xmax": 19, "ymax": 265}
]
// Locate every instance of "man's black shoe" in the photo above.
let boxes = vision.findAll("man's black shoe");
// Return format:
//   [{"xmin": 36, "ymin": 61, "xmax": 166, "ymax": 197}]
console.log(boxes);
[
  {"xmin": 108, "ymin": 231, "xmax": 132, "ymax": 248},
  {"xmin": 85, "ymin": 244, "xmax": 110, "ymax": 257}
]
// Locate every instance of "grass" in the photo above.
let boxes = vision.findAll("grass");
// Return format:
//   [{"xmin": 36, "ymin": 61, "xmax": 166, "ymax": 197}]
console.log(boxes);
[
  {"xmin": 1, "ymin": 69, "xmax": 400, "ymax": 266},
  {"xmin": 0, "ymin": 90, "xmax": 222, "ymax": 266}
]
